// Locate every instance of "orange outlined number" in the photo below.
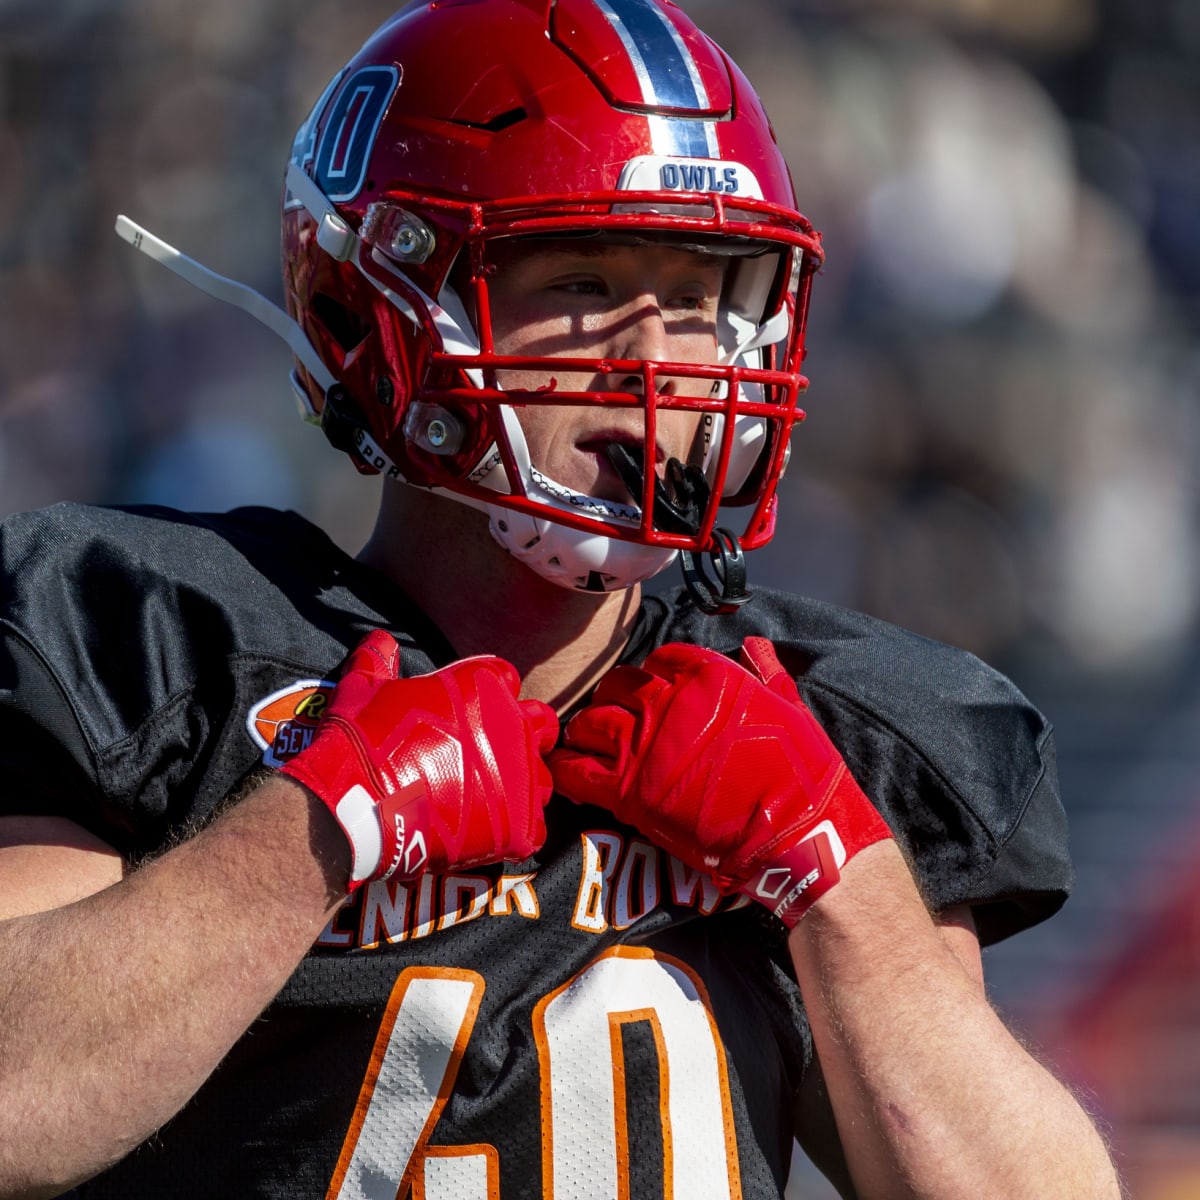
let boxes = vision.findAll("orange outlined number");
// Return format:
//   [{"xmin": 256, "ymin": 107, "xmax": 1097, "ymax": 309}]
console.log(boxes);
[
  {"xmin": 328, "ymin": 953, "xmax": 743, "ymax": 1199},
  {"xmin": 326, "ymin": 967, "xmax": 485, "ymax": 1200},
  {"xmin": 534, "ymin": 947, "xmax": 742, "ymax": 1200}
]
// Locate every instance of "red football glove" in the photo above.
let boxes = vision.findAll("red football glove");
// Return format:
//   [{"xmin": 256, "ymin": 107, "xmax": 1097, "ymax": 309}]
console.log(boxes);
[
  {"xmin": 549, "ymin": 637, "xmax": 892, "ymax": 927},
  {"xmin": 282, "ymin": 630, "xmax": 559, "ymax": 892}
]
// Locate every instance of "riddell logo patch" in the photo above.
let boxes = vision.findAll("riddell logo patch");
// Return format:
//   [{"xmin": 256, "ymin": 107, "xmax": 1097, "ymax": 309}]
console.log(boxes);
[{"xmin": 247, "ymin": 679, "xmax": 336, "ymax": 767}]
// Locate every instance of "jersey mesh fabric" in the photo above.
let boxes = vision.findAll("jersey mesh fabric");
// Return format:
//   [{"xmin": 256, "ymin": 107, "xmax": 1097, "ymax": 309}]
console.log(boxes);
[{"xmin": 0, "ymin": 503, "xmax": 1071, "ymax": 1198}]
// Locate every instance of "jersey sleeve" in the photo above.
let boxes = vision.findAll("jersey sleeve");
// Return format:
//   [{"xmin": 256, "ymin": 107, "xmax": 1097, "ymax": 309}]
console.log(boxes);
[
  {"xmin": 0, "ymin": 627, "xmax": 110, "ymax": 837},
  {"xmin": 797, "ymin": 659, "xmax": 1070, "ymax": 946},
  {"xmin": 0, "ymin": 506, "xmax": 222, "ymax": 857},
  {"xmin": 0, "ymin": 615, "xmax": 240, "ymax": 860},
  {"xmin": 647, "ymin": 587, "xmax": 1074, "ymax": 946},
  {"xmin": 0, "ymin": 504, "xmax": 310, "ymax": 858},
  {"xmin": 0, "ymin": 502, "xmax": 445, "ymax": 862}
]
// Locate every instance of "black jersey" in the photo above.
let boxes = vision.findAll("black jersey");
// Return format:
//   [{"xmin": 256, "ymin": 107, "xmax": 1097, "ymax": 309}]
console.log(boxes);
[{"xmin": 0, "ymin": 503, "xmax": 1071, "ymax": 1199}]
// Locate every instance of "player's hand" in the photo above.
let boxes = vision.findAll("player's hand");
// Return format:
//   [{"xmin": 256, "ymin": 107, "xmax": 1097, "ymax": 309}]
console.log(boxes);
[
  {"xmin": 282, "ymin": 629, "xmax": 559, "ymax": 892},
  {"xmin": 549, "ymin": 637, "xmax": 891, "ymax": 927}
]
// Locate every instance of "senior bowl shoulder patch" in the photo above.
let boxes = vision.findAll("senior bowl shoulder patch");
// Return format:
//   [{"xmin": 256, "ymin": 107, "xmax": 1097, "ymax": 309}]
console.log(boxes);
[{"xmin": 247, "ymin": 679, "xmax": 336, "ymax": 767}]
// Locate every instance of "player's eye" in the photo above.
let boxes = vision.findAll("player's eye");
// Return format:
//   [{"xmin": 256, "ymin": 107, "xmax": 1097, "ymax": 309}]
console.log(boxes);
[{"xmin": 554, "ymin": 276, "xmax": 607, "ymax": 297}]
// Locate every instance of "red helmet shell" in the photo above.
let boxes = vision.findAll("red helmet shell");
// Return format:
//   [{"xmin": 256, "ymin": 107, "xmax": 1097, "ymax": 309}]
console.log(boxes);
[{"xmin": 282, "ymin": 0, "xmax": 822, "ymax": 555}]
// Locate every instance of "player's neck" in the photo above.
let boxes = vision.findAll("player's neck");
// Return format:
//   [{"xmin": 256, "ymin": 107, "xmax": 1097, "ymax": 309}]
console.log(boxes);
[
  {"xmin": 357, "ymin": 485, "xmax": 642, "ymax": 713},
  {"xmin": 466, "ymin": 579, "xmax": 642, "ymax": 713}
]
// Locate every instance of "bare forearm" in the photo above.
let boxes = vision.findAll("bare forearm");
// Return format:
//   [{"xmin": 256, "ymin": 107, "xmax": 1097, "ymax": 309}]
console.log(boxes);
[
  {"xmin": 0, "ymin": 777, "xmax": 348, "ymax": 1198},
  {"xmin": 790, "ymin": 842, "xmax": 1121, "ymax": 1200}
]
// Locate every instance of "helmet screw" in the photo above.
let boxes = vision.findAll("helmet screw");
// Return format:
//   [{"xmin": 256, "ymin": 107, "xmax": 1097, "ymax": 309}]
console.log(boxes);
[
  {"xmin": 376, "ymin": 377, "xmax": 395, "ymax": 406},
  {"xmin": 388, "ymin": 215, "xmax": 435, "ymax": 263},
  {"xmin": 395, "ymin": 225, "xmax": 420, "ymax": 255},
  {"xmin": 427, "ymin": 419, "xmax": 450, "ymax": 447}
]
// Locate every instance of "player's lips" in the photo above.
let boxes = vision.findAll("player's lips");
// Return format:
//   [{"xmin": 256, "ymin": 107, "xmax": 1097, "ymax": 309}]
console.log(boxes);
[
  {"xmin": 576, "ymin": 432, "xmax": 668, "ymax": 498},
  {"xmin": 577, "ymin": 432, "xmax": 665, "ymax": 466}
]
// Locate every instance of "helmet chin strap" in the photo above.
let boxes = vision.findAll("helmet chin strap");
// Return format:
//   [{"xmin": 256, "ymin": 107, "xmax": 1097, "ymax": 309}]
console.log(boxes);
[
  {"xmin": 114, "ymin": 208, "xmax": 675, "ymax": 593},
  {"xmin": 482, "ymin": 502, "xmax": 680, "ymax": 594},
  {"xmin": 114, "ymin": 184, "xmax": 768, "ymax": 607},
  {"xmin": 277, "ymin": 166, "xmax": 696, "ymax": 593}
]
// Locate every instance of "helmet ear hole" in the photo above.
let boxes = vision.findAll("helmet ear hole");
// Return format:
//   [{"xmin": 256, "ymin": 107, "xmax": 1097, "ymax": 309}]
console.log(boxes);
[{"xmin": 310, "ymin": 292, "xmax": 371, "ymax": 356}]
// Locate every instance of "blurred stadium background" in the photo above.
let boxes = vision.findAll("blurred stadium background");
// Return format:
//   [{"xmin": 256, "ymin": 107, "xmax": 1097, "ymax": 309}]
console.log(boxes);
[{"xmin": 1, "ymin": 1, "xmax": 1197, "ymax": 1195}]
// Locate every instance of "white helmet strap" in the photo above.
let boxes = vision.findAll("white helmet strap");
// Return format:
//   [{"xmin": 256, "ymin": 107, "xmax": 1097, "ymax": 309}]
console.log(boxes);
[{"xmin": 115, "ymin": 164, "xmax": 786, "ymax": 601}]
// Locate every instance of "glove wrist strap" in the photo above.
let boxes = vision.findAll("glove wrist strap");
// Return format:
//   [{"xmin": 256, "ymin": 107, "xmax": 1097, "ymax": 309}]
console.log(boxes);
[
  {"xmin": 741, "ymin": 767, "xmax": 893, "ymax": 928},
  {"xmin": 743, "ymin": 829, "xmax": 842, "ymax": 928}
]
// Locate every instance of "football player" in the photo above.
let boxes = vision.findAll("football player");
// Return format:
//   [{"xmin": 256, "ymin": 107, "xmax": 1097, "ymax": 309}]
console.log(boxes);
[{"xmin": 0, "ymin": 1, "xmax": 1120, "ymax": 1197}]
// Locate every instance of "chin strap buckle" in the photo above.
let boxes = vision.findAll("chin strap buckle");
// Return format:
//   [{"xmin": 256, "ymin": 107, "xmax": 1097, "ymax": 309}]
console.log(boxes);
[{"xmin": 681, "ymin": 530, "xmax": 751, "ymax": 615}]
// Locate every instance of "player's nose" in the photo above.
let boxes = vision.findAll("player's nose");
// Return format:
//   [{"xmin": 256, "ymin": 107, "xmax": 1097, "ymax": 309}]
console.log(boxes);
[{"xmin": 605, "ymin": 297, "xmax": 675, "ymax": 395}]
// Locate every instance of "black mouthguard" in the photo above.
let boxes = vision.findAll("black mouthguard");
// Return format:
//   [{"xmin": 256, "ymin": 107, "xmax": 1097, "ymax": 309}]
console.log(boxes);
[
  {"xmin": 603, "ymin": 442, "xmax": 751, "ymax": 614},
  {"xmin": 604, "ymin": 443, "xmax": 708, "ymax": 537}
]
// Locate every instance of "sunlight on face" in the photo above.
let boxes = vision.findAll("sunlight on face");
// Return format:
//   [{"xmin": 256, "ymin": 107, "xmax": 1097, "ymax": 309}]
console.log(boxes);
[{"xmin": 483, "ymin": 240, "xmax": 727, "ymax": 502}]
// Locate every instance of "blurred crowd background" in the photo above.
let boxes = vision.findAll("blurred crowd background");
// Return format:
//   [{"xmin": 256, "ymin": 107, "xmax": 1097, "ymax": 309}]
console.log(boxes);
[{"xmin": 1, "ymin": 0, "xmax": 1197, "ymax": 1195}]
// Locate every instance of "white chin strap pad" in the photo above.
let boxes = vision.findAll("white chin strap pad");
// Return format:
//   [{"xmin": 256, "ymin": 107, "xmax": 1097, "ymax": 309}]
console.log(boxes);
[
  {"xmin": 490, "ymin": 507, "xmax": 678, "ymax": 592},
  {"xmin": 469, "ymin": 411, "xmax": 677, "ymax": 592}
]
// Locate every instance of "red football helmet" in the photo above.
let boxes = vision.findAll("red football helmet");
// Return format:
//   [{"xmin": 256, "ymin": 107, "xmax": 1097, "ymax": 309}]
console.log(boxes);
[{"xmin": 282, "ymin": 0, "xmax": 823, "ymax": 607}]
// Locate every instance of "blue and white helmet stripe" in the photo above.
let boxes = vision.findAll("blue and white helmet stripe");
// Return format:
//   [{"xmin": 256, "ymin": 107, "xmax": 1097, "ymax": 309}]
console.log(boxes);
[{"xmin": 590, "ymin": 0, "xmax": 720, "ymax": 158}]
